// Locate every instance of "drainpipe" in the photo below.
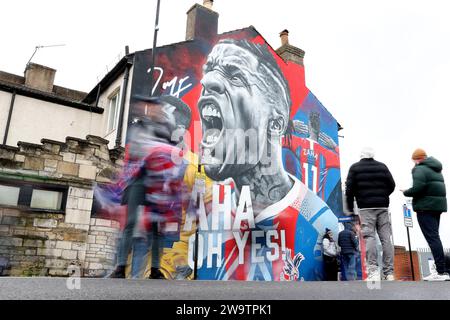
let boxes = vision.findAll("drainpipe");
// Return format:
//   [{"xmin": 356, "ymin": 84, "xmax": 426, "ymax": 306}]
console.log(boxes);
[
  {"xmin": 94, "ymin": 84, "xmax": 101, "ymax": 108},
  {"xmin": 3, "ymin": 91, "xmax": 16, "ymax": 145},
  {"xmin": 115, "ymin": 53, "xmax": 132, "ymax": 148}
]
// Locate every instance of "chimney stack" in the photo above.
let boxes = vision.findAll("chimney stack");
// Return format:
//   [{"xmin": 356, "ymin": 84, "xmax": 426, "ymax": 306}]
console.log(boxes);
[
  {"xmin": 280, "ymin": 29, "xmax": 289, "ymax": 46},
  {"xmin": 276, "ymin": 29, "xmax": 305, "ymax": 66},
  {"xmin": 24, "ymin": 63, "xmax": 56, "ymax": 92},
  {"xmin": 186, "ymin": 1, "xmax": 219, "ymax": 41}
]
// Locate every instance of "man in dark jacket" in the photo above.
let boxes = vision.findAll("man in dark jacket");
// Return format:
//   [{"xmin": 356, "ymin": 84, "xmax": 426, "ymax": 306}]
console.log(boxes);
[
  {"xmin": 402, "ymin": 148, "xmax": 448, "ymax": 281},
  {"xmin": 345, "ymin": 147, "xmax": 396, "ymax": 281},
  {"xmin": 338, "ymin": 222, "xmax": 359, "ymax": 280}
]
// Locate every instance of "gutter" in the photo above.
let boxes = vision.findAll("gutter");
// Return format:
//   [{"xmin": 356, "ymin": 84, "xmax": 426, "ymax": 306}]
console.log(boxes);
[{"xmin": 0, "ymin": 81, "xmax": 103, "ymax": 114}]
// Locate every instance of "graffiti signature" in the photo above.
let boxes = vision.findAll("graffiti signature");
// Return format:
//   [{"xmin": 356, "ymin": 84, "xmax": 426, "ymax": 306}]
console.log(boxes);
[{"xmin": 147, "ymin": 67, "xmax": 193, "ymax": 98}]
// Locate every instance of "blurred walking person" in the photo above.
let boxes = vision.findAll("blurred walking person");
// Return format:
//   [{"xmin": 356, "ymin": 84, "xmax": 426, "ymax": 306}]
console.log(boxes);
[
  {"xmin": 345, "ymin": 147, "xmax": 396, "ymax": 281},
  {"xmin": 338, "ymin": 222, "xmax": 359, "ymax": 280},
  {"xmin": 141, "ymin": 100, "xmax": 187, "ymax": 279},
  {"xmin": 401, "ymin": 149, "xmax": 448, "ymax": 281},
  {"xmin": 109, "ymin": 117, "xmax": 153, "ymax": 278},
  {"xmin": 109, "ymin": 96, "xmax": 188, "ymax": 279}
]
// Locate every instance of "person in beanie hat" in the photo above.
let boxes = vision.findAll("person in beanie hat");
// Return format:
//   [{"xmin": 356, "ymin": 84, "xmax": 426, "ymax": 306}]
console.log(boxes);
[
  {"xmin": 401, "ymin": 149, "xmax": 448, "ymax": 281},
  {"xmin": 322, "ymin": 228, "xmax": 339, "ymax": 280},
  {"xmin": 345, "ymin": 147, "xmax": 396, "ymax": 281},
  {"xmin": 411, "ymin": 148, "xmax": 427, "ymax": 161}
]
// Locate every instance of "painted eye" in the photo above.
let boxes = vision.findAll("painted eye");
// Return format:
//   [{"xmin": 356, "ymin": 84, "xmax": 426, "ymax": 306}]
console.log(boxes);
[{"xmin": 229, "ymin": 72, "xmax": 245, "ymax": 84}]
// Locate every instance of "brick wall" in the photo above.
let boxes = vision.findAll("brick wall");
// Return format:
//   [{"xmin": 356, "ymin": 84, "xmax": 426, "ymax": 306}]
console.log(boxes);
[
  {"xmin": 394, "ymin": 245, "xmax": 421, "ymax": 281},
  {"xmin": 0, "ymin": 135, "xmax": 124, "ymax": 277}
]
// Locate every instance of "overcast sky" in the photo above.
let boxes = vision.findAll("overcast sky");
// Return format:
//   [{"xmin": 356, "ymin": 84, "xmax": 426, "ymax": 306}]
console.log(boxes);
[{"xmin": 1, "ymin": 0, "xmax": 450, "ymax": 249}]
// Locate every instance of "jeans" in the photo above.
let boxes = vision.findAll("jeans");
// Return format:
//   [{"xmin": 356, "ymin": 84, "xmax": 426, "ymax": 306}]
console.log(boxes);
[
  {"xmin": 359, "ymin": 208, "xmax": 394, "ymax": 276},
  {"xmin": 130, "ymin": 227, "xmax": 163, "ymax": 279},
  {"xmin": 117, "ymin": 178, "xmax": 145, "ymax": 266},
  {"xmin": 341, "ymin": 253, "xmax": 357, "ymax": 281},
  {"xmin": 131, "ymin": 237, "xmax": 148, "ymax": 279},
  {"xmin": 417, "ymin": 212, "xmax": 447, "ymax": 274}
]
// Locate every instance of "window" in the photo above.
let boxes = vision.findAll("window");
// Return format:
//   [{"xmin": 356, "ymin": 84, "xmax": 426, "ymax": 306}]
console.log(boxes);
[
  {"xmin": 30, "ymin": 190, "xmax": 63, "ymax": 210},
  {"xmin": 0, "ymin": 180, "xmax": 67, "ymax": 212},
  {"xmin": 0, "ymin": 185, "xmax": 20, "ymax": 206},
  {"xmin": 107, "ymin": 90, "xmax": 120, "ymax": 132}
]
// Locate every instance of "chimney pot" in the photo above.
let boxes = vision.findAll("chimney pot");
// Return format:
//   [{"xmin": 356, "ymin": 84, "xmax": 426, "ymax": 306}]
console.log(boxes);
[
  {"xmin": 280, "ymin": 29, "xmax": 289, "ymax": 46},
  {"xmin": 203, "ymin": 0, "xmax": 214, "ymax": 9}
]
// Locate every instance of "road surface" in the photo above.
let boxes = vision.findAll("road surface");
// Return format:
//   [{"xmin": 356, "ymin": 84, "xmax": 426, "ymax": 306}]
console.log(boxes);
[{"xmin": 0, "ymin": 278, "xmax": 449, "ymax": 300}]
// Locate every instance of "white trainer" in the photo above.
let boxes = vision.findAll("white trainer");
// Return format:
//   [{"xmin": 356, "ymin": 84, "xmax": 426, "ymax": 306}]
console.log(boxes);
[
  {"xmin": 423, "ymin": 272, "xmax": 450, "ymax": 281},
  {"xmin": 384, "ymin": 274, "xmax": 395, "ymax": 281},
  {"xmin": 365, "ymin": 270, "xmax": 381, "ymax": 281}
]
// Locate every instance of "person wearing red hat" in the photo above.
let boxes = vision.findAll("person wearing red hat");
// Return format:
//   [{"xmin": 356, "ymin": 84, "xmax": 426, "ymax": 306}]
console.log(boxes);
[{"xmin": 401, "ymin": 148, "xmax": 449, "ymax": 281}]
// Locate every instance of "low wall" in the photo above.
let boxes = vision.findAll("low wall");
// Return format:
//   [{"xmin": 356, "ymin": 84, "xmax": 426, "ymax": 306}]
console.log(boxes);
[
  {"xmin": 0, "ymin": 205, "xmax": 120, "ymax": 277},
  {"xmin": 0, "ymin": 135, "xmax": 124, "ymax": 277}
]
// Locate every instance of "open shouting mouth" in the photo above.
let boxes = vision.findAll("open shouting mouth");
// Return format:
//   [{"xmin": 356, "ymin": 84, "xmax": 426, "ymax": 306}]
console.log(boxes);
[{"xmin": 198, "ymin": 97, "xmax": 224, "ymax": 149}]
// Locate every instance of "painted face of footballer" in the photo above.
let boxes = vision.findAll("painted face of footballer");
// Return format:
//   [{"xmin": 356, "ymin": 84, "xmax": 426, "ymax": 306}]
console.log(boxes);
[{"xmin": 198, "ymin": 42, "xmax": 270, "ymax": 181}]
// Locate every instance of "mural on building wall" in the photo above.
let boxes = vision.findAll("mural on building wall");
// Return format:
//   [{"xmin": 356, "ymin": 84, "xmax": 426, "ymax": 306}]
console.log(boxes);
[{"xmin": 124, "ymin": 28, "xmax": 344, "ymax": 281}]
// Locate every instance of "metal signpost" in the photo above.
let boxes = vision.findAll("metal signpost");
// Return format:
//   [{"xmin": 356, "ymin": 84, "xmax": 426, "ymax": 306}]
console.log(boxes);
[
  {"xmin": 148, "ymin": 0, "xmax": 161, "ymax": 97},
  {"xmin": 403, "ymin": 202, "xmax": 415, "ymax": 280}
]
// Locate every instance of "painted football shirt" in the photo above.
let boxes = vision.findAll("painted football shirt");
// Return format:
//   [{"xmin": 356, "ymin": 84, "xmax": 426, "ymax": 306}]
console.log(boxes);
[
  {"xmin": 197, "ymin": 175, "xmax": 339, "ymax": 281},
  {"xmin": 284, "ymin": 136, "xmax": 340, "ymax": 201}
]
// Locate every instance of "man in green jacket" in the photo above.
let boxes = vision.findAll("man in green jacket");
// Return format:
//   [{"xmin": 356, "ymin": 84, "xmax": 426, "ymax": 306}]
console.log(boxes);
[{"xmin": 401, "ymin": 148, "xmax": 448, "ymax": 281}]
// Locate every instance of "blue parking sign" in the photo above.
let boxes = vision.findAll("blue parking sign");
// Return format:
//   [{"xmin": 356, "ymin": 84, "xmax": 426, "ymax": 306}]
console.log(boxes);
[
  {"xmin": 403, "ymin": 205, "xmax": 411, "ymax": 218},
  {"xmin": 403, "ymin": 204, "xmax": 413, "ymax": 227}
]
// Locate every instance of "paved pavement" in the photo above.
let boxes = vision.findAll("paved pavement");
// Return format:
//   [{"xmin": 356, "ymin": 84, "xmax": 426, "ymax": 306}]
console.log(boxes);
[{"xmin": 0, "ymin": 278, "xmax": 449, "ymax": 300}]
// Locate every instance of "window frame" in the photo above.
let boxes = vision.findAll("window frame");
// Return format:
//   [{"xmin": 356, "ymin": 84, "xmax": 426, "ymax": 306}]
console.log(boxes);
[
  {"xmin": 30, "ymin": 189, "xmax": 64, "ymax": 211},
  {"xmin": 0, "ymin": 184, "xmax": 21, "ymax": 206},
  {"xmin": 0, "ymin": 179, "xmax": 68, "ymax": 214},
  {"xmin": 106, "ymin": 88, "xmax": 121, "ymax": 134}
]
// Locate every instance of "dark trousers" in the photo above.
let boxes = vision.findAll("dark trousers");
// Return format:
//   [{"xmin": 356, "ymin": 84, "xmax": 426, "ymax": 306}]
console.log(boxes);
[
  {"xmin": 323, "ymin": 255, "xmax": 338, "ymax": 281},
  {"xmin": 417, "ymin": 212, "xmax": 447, "ymax": 274}
]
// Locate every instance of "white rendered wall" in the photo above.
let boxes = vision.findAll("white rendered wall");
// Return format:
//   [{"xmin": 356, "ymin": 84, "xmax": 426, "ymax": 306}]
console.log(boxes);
[{"xmin": 3, "ymin": 94, "xmax": 104, "ymax": 146}]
